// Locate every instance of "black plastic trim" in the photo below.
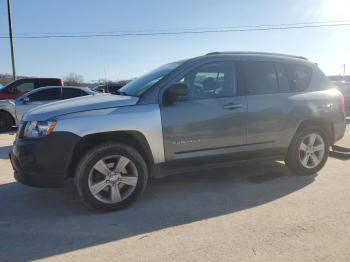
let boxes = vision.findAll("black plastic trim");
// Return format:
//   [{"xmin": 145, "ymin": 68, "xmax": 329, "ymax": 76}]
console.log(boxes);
[{"xmin": 10, "ymin": 131, "xmax": 80, "ymax": 187}]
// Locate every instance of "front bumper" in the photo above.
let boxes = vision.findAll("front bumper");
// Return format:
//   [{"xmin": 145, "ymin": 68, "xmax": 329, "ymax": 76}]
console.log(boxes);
[{"xmin": 10, "ymin": 132, "xmax": 80, "ymax": 188}]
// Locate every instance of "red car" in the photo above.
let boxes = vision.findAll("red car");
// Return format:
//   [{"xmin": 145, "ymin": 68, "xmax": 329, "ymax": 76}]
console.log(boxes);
[{"xmin": 0, "ymin": 78, "xmax": 64, "ymax": 100}]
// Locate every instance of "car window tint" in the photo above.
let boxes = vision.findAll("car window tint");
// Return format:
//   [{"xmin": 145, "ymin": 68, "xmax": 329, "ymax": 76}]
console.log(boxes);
[
  {"xmin": 15, "ymin": 81, "xmax": 35, "ymax": 93},
  {"xmin": 176, "ymin": 62, "xmax": 236, "ymax": 101},
  {"xmin": 28, "ymin": 88, "xmax": 61, "ymax": 101},
  {"xmin": 242, "ymin": 61, "xmax": 278, "ymax": 95},
  {"xmin": 62, "ymin": 88, "xmax": 86, "ymax": 99},
  {"xmin": 108, "ymin": 85, "xmax": 122, "ymax": 94},
  {"xmin": 286, "ymin": 63, "xmax": 312, "ymax": 91},
  {"xmin": 35, "ymin": 79, "xmax": 60, "ymax": 88},
  {"xmin": 275, "ymin": 63, "xmax": 290, "ymax": 92}
]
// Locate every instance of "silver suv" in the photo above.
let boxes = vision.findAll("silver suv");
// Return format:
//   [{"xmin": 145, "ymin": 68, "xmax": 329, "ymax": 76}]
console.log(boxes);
[{"xmin": 10, "ymin": 52, "xmax": 346, "ymax": 211}]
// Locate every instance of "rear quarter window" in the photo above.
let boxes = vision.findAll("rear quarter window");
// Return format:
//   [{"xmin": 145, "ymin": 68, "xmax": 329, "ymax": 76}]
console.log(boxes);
[{"xmin": 286, "ymin": 63, "xmax": 312, "ymax": 92}]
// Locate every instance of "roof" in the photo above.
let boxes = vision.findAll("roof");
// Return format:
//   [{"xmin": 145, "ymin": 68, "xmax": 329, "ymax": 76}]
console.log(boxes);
[
  {"xmin": 205, "ymin": 51, "xmax": 308, "ymax": 61},
  {"xmin": 16, "ymin": 77, "xmax": 63, "ymax": 80}
]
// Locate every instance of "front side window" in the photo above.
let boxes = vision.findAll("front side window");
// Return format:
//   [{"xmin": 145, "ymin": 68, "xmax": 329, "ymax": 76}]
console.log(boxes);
[
  {"xmin": 15, "ymin": 81, "xmax": 35, "ymax": 93},
  {"xmin": 28, "ymin": 88, "xmax": 61, "ymax": 101},
  {"xmin": 242, "ymin": 61, "xmax": 278, "ymax": 95},
  {"xmin": 175, "ymin": 62, "xmax": 236, "ymax": 101}
]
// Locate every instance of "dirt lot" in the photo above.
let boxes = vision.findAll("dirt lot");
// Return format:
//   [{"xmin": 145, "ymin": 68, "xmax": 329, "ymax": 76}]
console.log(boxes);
[{"xmin": 1, "ymin": 128, "xmax": 350, "ymax": 262}]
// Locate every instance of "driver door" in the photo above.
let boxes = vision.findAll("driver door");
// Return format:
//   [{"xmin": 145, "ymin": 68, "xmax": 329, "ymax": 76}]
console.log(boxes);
[{"xmin": 160, "ymin": 61, "xmax": 247, "ymax": 163}]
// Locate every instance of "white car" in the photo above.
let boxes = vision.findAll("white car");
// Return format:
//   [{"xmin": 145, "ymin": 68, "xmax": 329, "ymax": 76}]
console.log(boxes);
[{"xmin": 0, "ymin": 86, "xmax": 96, "ymax": 132}]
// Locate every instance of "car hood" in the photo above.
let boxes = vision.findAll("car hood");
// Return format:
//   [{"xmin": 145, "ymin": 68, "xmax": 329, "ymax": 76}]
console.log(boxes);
[{"xmin": 23, "ymin": 94, "xmax": 139, "ymax": 121}]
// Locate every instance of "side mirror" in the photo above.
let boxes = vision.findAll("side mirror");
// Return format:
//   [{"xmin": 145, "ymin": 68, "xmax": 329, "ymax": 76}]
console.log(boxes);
[
  {"xmin": 164, "ymin": 83, "xmax": 188, "ymax": 104},
  {"xmin": 21, "ymin": 97, "xmax": 29, "ymax": 104}
]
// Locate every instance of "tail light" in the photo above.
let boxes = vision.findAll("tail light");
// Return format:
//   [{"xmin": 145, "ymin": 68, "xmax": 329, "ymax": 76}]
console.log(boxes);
[{"xmin": 340, "ymin": 93, "xmax": 345, "ymax": 113}]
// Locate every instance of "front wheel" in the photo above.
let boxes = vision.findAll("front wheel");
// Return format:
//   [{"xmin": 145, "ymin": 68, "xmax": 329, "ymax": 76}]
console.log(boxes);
[
  {"xmin": 285, "ymin": 126, "xmax": 329, "ymax": 175},
  {"xmin": 75, "ymin": 143, "xmax": 148, "ymax": 212}
]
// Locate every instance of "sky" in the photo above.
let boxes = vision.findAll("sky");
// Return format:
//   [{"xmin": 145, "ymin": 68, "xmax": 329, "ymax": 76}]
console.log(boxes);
[{"xmin": 0, "ymin": 0, "xmax": 349, "ymax": 82}]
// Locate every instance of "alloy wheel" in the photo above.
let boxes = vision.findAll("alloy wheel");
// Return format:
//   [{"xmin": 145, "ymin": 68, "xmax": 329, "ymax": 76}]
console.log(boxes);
[
  {"xmin": 299, "ymin": 133, "xmax": 325, "ymax": 169},
  {"xmin": 88, "ymin": 155, "xmax": 138, "ymax": 204}
]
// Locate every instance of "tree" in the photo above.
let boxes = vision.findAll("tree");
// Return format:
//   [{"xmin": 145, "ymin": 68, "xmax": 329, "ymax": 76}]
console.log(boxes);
[{"xmin": 64, "ymin": 73, "xmax": 84, "ymax": 86}]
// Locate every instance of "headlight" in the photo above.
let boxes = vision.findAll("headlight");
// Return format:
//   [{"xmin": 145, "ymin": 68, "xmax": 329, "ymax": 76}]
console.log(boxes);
[{"xmin": 22, "ymin": 121, "xmax": 57, "ymax": 138}]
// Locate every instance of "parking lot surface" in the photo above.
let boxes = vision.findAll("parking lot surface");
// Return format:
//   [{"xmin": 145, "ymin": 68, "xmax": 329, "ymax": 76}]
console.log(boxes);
[{"xmin": 1, "ymin": 128, "xmax": 350, "ymax": 261}]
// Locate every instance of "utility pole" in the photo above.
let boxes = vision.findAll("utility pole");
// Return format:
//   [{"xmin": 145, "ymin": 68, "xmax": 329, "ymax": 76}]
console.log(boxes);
[
  {"xmin": 343, "ymin": 64, "xmax": 346, "ymax": 76},
  {"xmin": 7, "ymin": 0, "xmax": 16, "ymax": 80}
]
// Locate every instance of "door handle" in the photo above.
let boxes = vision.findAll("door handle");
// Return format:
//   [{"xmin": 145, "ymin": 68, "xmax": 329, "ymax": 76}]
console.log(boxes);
[{"xmin": 223, "ymin": 103, "xmax": 243, "ymax": 110}]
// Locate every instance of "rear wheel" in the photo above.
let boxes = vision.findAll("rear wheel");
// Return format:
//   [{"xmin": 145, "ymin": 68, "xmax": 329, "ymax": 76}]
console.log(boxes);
[
  {"xmin": 75, "ymin": 143, "xmax": 148, "ymax": 211},
  {"xmin": 285, "ymin": 126, "xmax": 329, "ymax": 175},
  {"xmin": 0, "ymin": 111, "xmax": 14, "ymax": 133}
]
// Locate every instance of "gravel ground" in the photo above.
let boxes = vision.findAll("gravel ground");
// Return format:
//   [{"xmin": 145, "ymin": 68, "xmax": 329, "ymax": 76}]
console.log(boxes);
[{"xmin": 0, "ymin": 128, "xmax": 350, "ymax": 262}]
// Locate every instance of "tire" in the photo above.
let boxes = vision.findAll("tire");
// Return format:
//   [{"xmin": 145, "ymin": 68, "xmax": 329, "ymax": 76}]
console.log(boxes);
[
  {"xmin": 0, "ymin": 111, "xmax": 14, "ymax": 133},
  {"xmin": 285, "ymin": 126, "xmax": 329, "ymax": 175},
  {"xmin": 75, "ymin": 143, "xmax": 148, "ymax": 212}
]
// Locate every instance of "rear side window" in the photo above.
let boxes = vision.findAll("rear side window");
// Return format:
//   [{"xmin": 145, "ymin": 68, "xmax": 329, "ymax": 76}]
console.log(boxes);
[
  {"xmin": 242, "ymin": 61, "xmax": 278, "ymax": 95},
  {"xmin": 35, "ymin": 79, "xmax": 61, "ymax": 88},
  {"xmin": 62, "ymin": 88, "xmax": 87, "ymax": 99},
  {"xmin": 286, "ymin": 63, "xmax": 312, "ymax": 91},
  {"xmin": 28, "ymin": 88, "xmax": 61, "ymax": 101}
]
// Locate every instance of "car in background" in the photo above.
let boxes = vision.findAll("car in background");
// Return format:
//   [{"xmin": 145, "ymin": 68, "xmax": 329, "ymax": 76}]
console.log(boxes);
[
  {"xmin": 0, "ymin": 86, "xmax": 96, "ymax": 132},
  {"xmin": 331, "ymin": 81, "xmax": 350, "ymax": 115},
  {"xmin": 0, "ymin": 78, "xmax": 64, "ymax": 100},
  {"xmin": 329, "ymin": 75, "xmax": 350, "ymax": 82},
  {"xmin": 93, "ymin": 82, "xmax": 127, "ymax": 94}
]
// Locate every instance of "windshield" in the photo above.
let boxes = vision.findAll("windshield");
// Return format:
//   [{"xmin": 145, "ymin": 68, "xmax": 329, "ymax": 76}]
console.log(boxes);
[{"xmin": 119, "ymin": 62, "xmax": 182, "ymax": 96}]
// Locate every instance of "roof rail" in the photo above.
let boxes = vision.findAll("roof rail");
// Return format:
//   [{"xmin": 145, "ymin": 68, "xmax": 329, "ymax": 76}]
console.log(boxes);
[{"xmin": 205, "ymin": 51, "xmax": 308, "ymax": 60}]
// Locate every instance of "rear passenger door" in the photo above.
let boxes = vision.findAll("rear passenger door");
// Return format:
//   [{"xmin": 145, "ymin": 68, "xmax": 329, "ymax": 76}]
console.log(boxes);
[{"xmin": 240, "ymin": 60, "xmax": 291, "ymax": 150}]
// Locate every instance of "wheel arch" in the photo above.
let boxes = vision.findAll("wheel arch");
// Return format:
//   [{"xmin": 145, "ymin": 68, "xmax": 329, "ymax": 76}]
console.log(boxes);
[
  {"xmin": 69, "ymin": 130, "xmax": 155, "ymax": 177},
  {"xmin": 0, "ymin": 109, "xmax": 15, "ymax": 126},
  {"xmin": 294, "ymin": 117, "xmax": 334, "ymax": 145}
]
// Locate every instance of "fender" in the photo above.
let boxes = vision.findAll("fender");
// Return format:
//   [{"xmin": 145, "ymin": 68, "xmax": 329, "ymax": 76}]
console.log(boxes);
[{"xmin": 55, "ymin": 104, "xmax": 165, "ymax": 163}]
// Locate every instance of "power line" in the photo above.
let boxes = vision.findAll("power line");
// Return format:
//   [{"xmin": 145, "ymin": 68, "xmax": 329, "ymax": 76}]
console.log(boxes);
[
  {"xmin": 1, "ymin": 22, "xmax": 350, "ymax": 39},
  {"xmin": 1, "ymin": 19, "xmax": 350, "ymax": 36}
]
